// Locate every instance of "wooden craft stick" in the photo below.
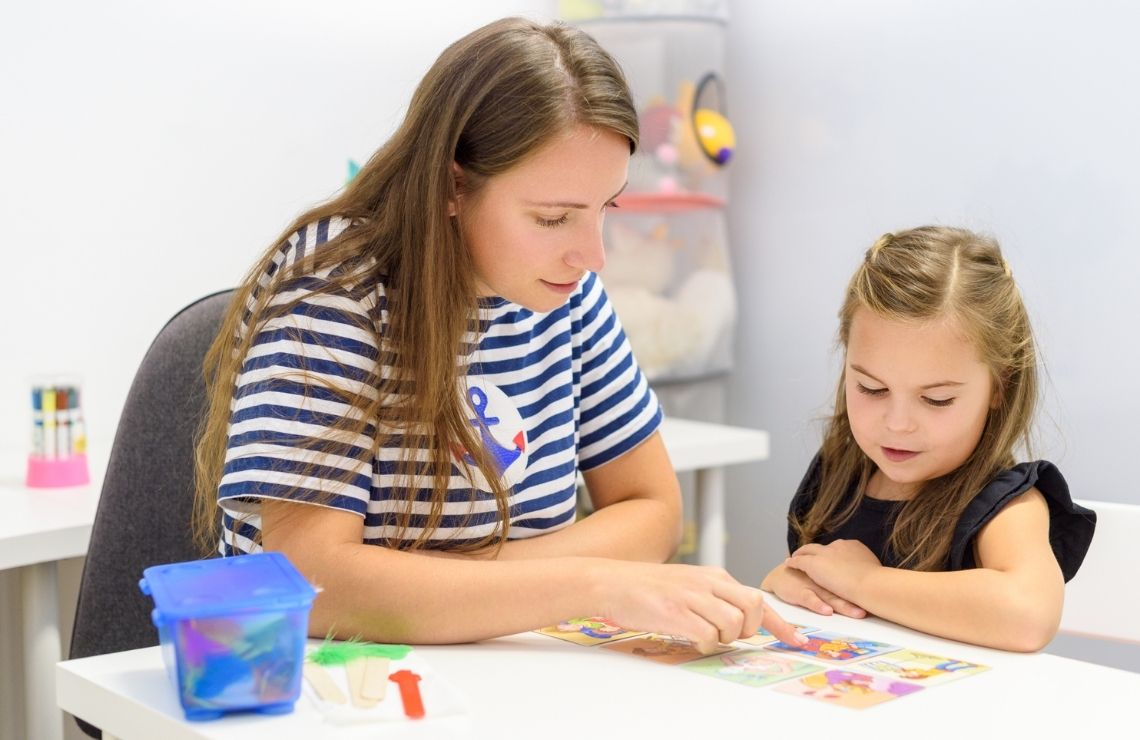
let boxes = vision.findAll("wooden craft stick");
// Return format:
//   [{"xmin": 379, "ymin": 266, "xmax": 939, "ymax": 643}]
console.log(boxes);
[
  {"xmin": 303, "ymin": 662, "xmax": 347, "ymax": 705},
  {"xmin": 360, "ymin": 656, "xmax": 390, "ymax": 701},
  {"xmin": 346, "ymin": 658, "xmax": 380, "ymax": 708}
]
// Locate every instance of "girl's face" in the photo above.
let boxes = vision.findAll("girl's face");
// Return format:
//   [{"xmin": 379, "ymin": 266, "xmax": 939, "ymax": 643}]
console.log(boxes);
[
  {"xmin": 844, "ymin": 307, "xmax": 995, "ymax": 500},
  {"xmin": 456, "ymin": 124, "xmax": 629, "ymax": 313}
]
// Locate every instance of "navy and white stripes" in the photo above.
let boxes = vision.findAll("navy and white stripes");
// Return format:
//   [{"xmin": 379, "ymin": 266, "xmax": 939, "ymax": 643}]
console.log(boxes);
[{"xmin": 219, "ymin": 217, "xmax": 661, "ymax": 553}]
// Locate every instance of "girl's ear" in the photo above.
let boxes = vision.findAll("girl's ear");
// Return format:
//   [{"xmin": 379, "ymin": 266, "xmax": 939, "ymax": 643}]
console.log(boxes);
[
  {"xmin": 990, "ymin": 372, "xmax": 1006, "ymax": 409},
  {"xmin": 449, "ymin": 162, "xmax": 465, "ymax": 217}
]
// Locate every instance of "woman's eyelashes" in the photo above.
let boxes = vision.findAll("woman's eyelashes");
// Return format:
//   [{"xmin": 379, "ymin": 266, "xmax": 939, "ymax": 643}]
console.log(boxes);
[
  {"xmin": 536, "ymin": 201, "xmax": 618, "ymax": 229},
  {"xmin": 855, "ymin": 383, "xmax": 955, "ymax": 407},
  {"xmin": 536, "ymin": 214, "xmax": 569, "ymax": 228}
]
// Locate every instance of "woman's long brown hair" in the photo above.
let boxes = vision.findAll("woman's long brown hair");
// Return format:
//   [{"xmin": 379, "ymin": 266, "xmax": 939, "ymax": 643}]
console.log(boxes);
[
  {"xmin": 191, "ymin": 18, "xmax": 639, "ymax": 555},
  {"xmin": 792, "ymin": 226, "xmax": 1039, "ymax": 571}
]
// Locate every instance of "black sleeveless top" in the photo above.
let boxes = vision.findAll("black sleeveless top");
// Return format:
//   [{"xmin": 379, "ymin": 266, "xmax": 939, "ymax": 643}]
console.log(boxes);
[{"xmin": 786, "ymin": 453, "xmax": 1096, "ymax": 581}]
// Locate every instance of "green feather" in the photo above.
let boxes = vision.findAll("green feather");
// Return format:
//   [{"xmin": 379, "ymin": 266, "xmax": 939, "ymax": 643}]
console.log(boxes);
[{"xmin": 306, "ymin": 636, "xmax": 412, "ymax": 665}]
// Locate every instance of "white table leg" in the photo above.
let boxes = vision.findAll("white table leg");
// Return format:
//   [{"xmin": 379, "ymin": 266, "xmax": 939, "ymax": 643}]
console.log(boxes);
[
  {"xmin": 22, "ymin": 561, "xmax": 63, "ymax": 740},
  {"xmin": 696, "ymin": 466, "xmax": 726, "ymax": 569}
]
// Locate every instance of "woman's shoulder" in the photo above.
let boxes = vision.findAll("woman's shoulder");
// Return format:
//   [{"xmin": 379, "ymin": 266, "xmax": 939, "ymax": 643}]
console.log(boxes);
[
  {"xmin": 950, "ymin": 461, "xmax": 1097, "ymax": 580},
  {"xmin": 270, "ymin": 216, "xmax": 362, "ymax": 272}
]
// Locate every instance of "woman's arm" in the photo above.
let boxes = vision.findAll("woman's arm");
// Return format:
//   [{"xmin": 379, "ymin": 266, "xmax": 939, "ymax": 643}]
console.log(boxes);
[
  {"xmin": 261, "ymin": 497, "xmax": 803, "ymax": 651},
  {"xmin": 783, "ymin": 488, "xmax": 1063, "ymax": 651}
]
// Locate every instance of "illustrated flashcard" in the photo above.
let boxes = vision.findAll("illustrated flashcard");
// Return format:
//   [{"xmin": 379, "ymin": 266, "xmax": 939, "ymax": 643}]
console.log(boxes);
[
  {"xmin": 683, "ymin": 649, "xmax": 824, "ymax": 688},
  {"xmin": 601, "ymin": 633, "xmax": 734, "ymax": 665},
  {"xmin": 766, "ymin": 630, "xmax": 900, "ymax": 663},
  {"xmin": 857, "ymin": 649, "xmax": 989, "ymax": 685},
  {"xmin": 534, "ymin": 616, "xmax": 645, "ymax": 646},
  {"xmin": 774, "ymin": 668, "xmax": 923, "ymax": 709},
  {"xmin": 738, "ymin": 623, "xmax": 819, "ymax": 646}
]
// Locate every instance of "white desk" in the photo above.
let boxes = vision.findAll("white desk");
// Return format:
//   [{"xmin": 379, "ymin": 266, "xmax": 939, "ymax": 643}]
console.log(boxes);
[
  {"xmin": 0, "ymin": 456, "xmax": 103, "ymax": 740},
  {"xmin": 657, "ymin": 417, "xmax": 769, "ymax": 568},
  {"xmin": 1, "ymin": 420, "xmax": 764, "ymax": 738},
  {"xmin": 57, "ymin": 596, "xmax": 1138, "ymax": 740}
]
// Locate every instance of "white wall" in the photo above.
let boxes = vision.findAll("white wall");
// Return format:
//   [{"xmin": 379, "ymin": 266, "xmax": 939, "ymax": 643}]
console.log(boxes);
[
  {"xmin": 0, "ymin": 4, "xmax": 554, "ymax": 738},
  {"xmin": 0, "ymin": 0, "xmax": 554, "ymax": 458},
  {"xmin": 724, "ymin": 0, "xmax": 1138, "ymax": 664}
]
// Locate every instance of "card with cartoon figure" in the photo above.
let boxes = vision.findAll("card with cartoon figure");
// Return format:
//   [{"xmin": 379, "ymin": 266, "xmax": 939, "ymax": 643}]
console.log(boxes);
[
  {"xmin": 774, "ymin": 668, "xmax": 923, "ymax": 709},
  {"xmin": 766, "ymin": 630, "xmax": 900, "ymax": 663},
  {"xmin": 534, "ymin": 616, "xmax": 645, "ymax": 646},
  {"xmin": 601, "ymin": 633, "xmax": 734, "ymax": 665},
  {"xmin": 737, "ymin": 623, "xmax": 819, "ymax": 646},
  {"xmin": 683, "ymin": 649, "xmax": 824, "ymax": 688},
  {"xmin": 856, "ymin": 649, "xmax": 989, "ymax": 685}
]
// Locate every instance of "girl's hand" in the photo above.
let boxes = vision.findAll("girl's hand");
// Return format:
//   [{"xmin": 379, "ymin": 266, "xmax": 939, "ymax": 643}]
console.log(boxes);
[
  {"xmin": 595, "ymin": 562, "xmax": 809, "ymax": 654},
  {"xmin": 761, "ymin": 562, "xmax": 867, "ymax": 618},
  {"xmin": 783, "ymin": 539, "xmax": 882, "ymax": 603}
]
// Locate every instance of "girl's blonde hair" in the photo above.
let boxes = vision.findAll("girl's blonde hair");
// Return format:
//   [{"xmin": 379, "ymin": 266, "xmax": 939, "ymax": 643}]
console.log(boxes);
[
  {"xmin": 191, "ymin": 18, "xmax": 639, "ymax": 555},
  {"xmin": 792, "ymin": 226, "xmax": 1038, "ymax": 571}
]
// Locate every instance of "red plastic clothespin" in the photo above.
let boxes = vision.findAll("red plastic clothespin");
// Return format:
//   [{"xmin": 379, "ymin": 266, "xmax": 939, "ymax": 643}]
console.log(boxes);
[{"xmin": 389, "ymin": 669, "xmax": 425, "ymax": 719}]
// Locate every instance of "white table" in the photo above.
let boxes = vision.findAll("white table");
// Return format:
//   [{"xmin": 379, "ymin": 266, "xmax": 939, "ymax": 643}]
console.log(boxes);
[
  {"xmin": 1, "ymin": 419, "xmax": 765, "ymax": 739},
  {"xmin": 57, "ymin": 596, "xmax": 1138, "ymax": 740},
  {"xmin": 0, "ymin": 455, "xmax": 104, "ymax": 740},
  {"xmin": 657, "ymin": 417, "xmax": 769, "ymax": 568}
]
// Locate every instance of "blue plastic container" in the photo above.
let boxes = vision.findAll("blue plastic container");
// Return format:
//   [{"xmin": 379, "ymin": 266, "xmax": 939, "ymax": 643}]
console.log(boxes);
[{"xmin": 139, "ymin": 552, "xmax": 317, "ymax": 721}]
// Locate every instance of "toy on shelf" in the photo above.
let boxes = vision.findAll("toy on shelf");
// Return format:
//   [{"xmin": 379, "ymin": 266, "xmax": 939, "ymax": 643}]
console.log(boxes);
[{"xmin": 574, "ymin": 10, "xmax": 739, "ymax": 383}]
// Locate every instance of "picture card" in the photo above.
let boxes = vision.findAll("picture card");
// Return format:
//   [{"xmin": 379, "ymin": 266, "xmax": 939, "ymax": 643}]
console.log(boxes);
[
  {"xmin": 766, "ymin": 630, "xmax": 900, "ymax": 663},
  {"xmin": 857, "ymin": 649, "xmax": 989, "ymax": 685},
  {"xmin": 683, "ymin": 649, "xmax": 825, "ymax": 688},
  {"xmin": 601, "ymin": 633, "xmax": 734, "ymax": 665},
  {"xmin": 737, "ymin": 623, "xmax": 819, "ymax": 646},
  {"xmin": 774, "ymin": 668, "xmax": 923, "ymax": 709},
  {"xmin": 534, "ymin": 616, "xmax": 646, "ymax": 646}
]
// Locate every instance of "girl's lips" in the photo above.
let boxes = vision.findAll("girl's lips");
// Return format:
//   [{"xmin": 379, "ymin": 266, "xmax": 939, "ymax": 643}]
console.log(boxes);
[{"xmin": 882, "ymin": 447, "xmax": 919, "ymax": 463}]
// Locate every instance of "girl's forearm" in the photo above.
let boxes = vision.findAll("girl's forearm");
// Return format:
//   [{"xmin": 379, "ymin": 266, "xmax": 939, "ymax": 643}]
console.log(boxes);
[{"xmin": 852, "ymin": 567, "xmax": 1062, "ymax": 652}]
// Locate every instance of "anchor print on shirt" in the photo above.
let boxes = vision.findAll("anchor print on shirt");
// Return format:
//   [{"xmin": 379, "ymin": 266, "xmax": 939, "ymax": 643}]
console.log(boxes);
[{"xmin": 452, "ymin": 382, "xmax": 528, "ymax": 490}]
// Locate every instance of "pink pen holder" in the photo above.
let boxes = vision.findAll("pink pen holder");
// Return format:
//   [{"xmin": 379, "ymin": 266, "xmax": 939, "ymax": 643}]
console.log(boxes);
[{"xmin": 26, "ymin": 454, "xmax": 90, "ymax": 488}]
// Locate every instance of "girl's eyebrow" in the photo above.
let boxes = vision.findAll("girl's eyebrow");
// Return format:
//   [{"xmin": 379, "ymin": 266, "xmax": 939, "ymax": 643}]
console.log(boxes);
[
  {"xmin": 522, "ymin": 182, "xmax": 628, "ymax": 210},
  {"xmin": 850, "ymin": 363, "xmax": 964, "ymax": 390}
]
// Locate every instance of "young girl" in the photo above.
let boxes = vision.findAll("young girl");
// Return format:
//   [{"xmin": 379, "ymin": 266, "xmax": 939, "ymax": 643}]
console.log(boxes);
[
  {"xmin": 191, "ymin": 17, "xmax": 803, "ymax": 653},
  {"xmin": 762, "ymin": 226, "xmax": 1095, "ymax": 652}
]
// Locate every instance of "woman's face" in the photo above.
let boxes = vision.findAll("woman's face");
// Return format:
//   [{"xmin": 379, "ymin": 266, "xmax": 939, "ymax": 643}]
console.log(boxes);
[{"xmin": 456, "ymin": 125, "xmax": 630, "ymax": 313}]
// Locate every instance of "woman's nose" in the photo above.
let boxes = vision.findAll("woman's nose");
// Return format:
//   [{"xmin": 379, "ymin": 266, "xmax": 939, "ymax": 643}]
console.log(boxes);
[{"xmin": 564, "ymin": 220, "xmax": 606, "ymax": 273}]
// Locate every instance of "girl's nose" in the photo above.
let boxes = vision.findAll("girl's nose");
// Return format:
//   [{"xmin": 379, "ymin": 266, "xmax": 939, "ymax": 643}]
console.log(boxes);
[{"xmin": 884, "ymin": 399, "xmax": 917, "ymax": 433}]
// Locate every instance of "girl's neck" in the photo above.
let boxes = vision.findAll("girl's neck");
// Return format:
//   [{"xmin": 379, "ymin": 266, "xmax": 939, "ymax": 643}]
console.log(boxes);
[{"xmin": 865, "ymin": 470, "xmax": 918, "ymax": 502}]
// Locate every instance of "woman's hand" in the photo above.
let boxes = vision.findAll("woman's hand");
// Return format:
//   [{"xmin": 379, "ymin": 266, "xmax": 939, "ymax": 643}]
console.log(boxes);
[
  {"xmin": 593, "ymin": 562, "xmax": 809, "ymax": 654},
  {"xmin": 783, "ymin": 539, "xmax": 882, "ymax": 605},
  {"xmin": 761, "ymin": 561, "xmax": 867, "ymax": 618}
]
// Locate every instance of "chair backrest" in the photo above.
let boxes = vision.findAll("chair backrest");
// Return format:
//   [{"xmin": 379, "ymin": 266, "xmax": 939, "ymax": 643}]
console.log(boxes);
[
  {"xmin": 69, "ymin": 290, "xmax": 234, "ymax": 665},
  {"xmin": 1059, "ymin": 498, "xmax": 1140, "ymax": 644}
]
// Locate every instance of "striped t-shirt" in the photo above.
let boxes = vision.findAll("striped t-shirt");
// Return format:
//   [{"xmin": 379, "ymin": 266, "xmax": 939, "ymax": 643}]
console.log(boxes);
[{"xmin": 218, "ymin": 217, "xmax": 662, "ymax": 554}]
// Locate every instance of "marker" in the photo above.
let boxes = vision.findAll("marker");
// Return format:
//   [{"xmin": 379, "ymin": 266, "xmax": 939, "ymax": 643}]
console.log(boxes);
[
  {"xmin": 69, "ymin": 386, "xmax": 86, "ymax": 455},
  {"xmin": 42, "ymin": 387, "xmax": 57, "ymax": 459},
  {"xmin": 31, "ymin": 387, "xmax": 44, "ymax": 458},
  {"xmin": 55, "ymin": 387, "xmax": 70, "ymax": 459}
]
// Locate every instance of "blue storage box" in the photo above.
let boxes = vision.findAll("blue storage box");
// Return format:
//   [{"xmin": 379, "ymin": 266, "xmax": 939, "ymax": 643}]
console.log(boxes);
[{"xmin": 139, "ymin": 552, "xmax": 317, "ymax": 721}]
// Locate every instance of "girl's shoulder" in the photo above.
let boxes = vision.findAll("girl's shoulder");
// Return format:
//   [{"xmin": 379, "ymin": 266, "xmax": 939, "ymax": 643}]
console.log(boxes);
[{"xmin": 950, "ymin": 461, "xmax": 1096, "ymax": 580}]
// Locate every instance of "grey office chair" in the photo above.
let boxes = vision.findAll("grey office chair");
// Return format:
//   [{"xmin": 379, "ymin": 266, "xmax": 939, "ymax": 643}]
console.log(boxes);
[{"xmin": 68, "ymin": 289, "xmax": 233, "ymax": 737}]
